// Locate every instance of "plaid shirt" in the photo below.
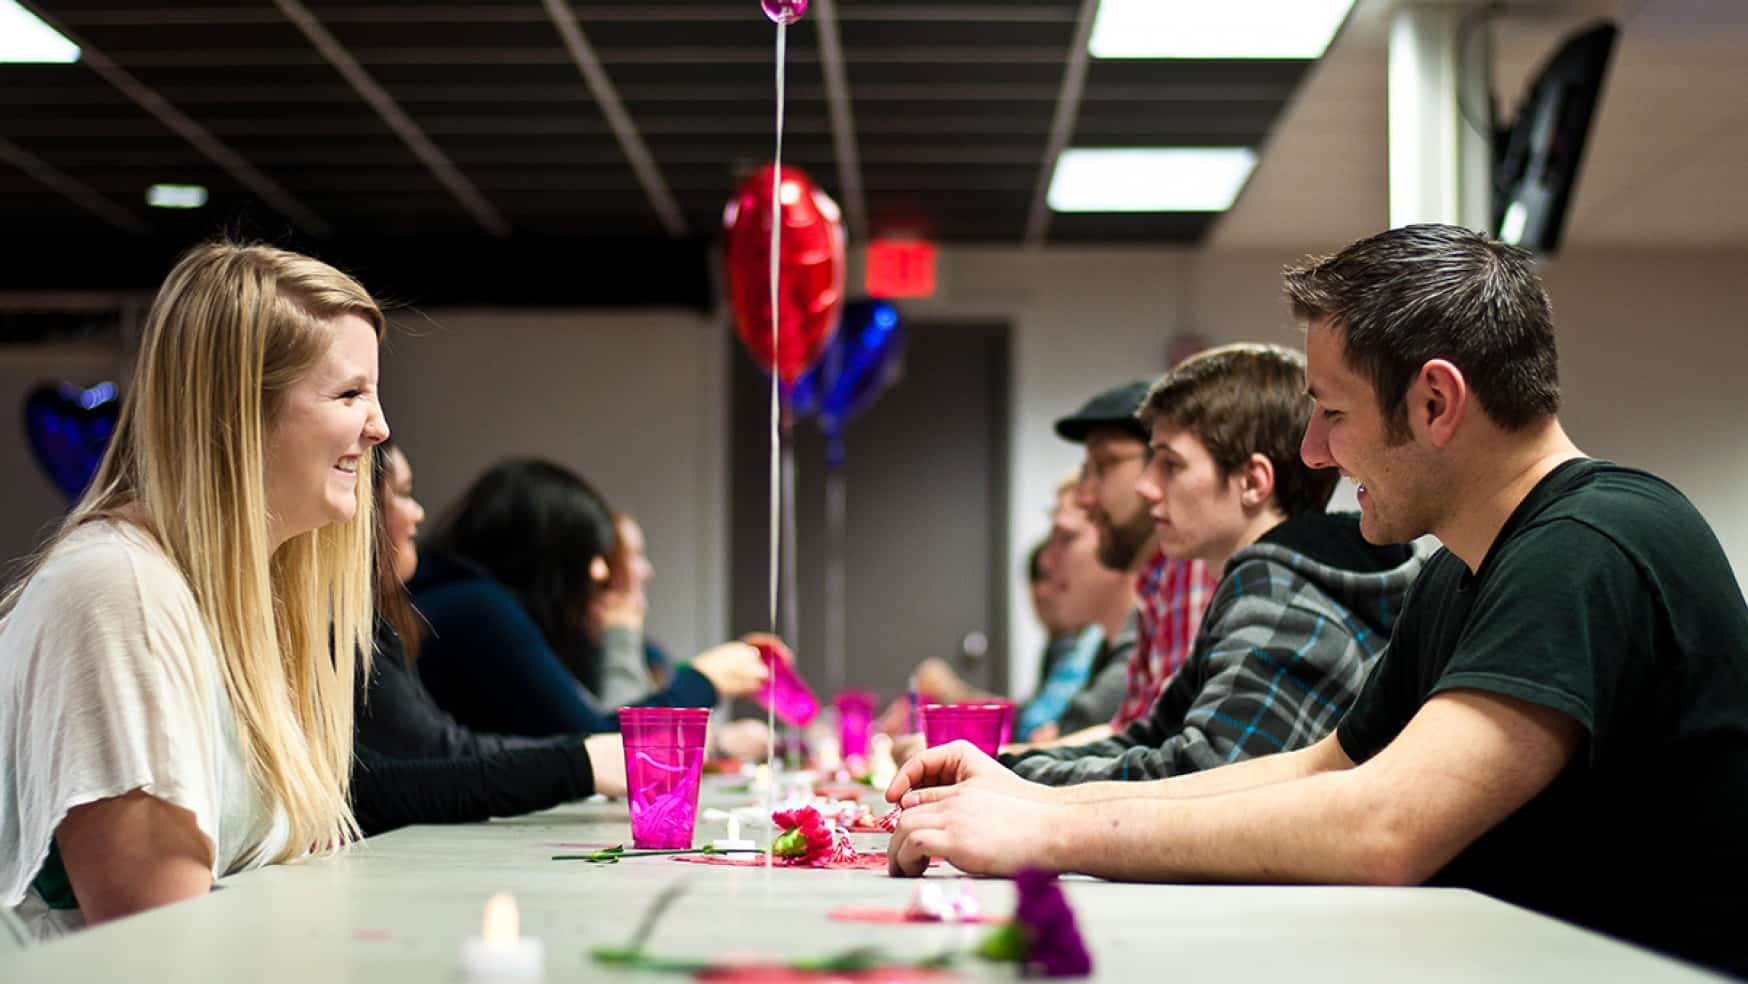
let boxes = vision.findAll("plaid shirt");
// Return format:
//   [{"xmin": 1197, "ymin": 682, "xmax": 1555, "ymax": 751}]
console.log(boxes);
[
  {"xmin": 1004, "ymin": 519, "xmax": 1426, "ymax": 786},
  {"xmin": 1113, "ymin": 551, "xmax": 1216, "ymax": 729}
]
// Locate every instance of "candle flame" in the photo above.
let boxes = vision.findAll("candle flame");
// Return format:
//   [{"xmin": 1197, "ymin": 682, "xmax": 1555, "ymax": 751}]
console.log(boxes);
[{"xmin": 482, "ymin": 892, "xmax": 519, "ymax": 943}]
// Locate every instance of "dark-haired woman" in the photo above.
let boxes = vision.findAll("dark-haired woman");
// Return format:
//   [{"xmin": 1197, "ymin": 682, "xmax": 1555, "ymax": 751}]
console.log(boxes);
[
  {"xmin": 408, "ymin": 457, "xmax": 767, "ymax": 738},
  {"xmin": 347, "ymin": 441, "xmax": 626, "ymax": 836}
]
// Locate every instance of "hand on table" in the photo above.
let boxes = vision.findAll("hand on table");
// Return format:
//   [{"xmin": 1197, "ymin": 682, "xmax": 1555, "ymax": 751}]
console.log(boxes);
[
  {"xmin": 691, "ymin": 642, "xmax": 768, "ymax": 698},
  {"xmin": 887, "ymin": 783, "xmax": 1066, "ymax": 878},
  {"xmin": 875, "ymin": 696, "xmax": 914, "ymax": 736},
  {"xmin": 913, "ymin": 657, "xmax": 969, "ymax": 703},
  {"xmin": 584, "ymin": 733, "xmax": 626, "ymax": 798},
  {"xmin": 1024, "ymin": 721, "xmax": 1060, "ymax": 744},
  {"xmin": 712, "ymin": 717, "xmax": 772, "ymax": 760},
  {"xmin": 884, "ymin": 739, "xmax": 1041, "ymax": 807}
]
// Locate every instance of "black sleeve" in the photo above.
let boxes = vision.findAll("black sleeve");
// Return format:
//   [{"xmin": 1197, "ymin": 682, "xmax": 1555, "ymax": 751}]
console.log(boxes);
[
  {"xmin": 350, "ymin": 740, "xmax": 596, "ymax": 838},
  {"xmin": 1425, "ymin": 521, "xmax": 1652, "ymax": 755},
  {"xmin": 361, "ymin": 623, "xmax": 587, "ymax": 758}
]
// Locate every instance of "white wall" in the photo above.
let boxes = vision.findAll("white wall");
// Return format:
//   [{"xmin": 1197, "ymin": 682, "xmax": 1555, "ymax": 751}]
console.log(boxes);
[
  {"xmin": 380, "ymin": 308, "xmax": 729, "ymax": 662},
  {"xmin": 1539, "ymin": 251, "xmax": 1748, "ymax": 580}
]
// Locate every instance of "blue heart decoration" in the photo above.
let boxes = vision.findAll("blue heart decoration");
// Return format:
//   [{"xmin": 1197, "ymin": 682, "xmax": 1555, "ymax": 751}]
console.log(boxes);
[
  {"xmin": 779, "ymin": 300, "xmax": 906, "ymax": 468},
  {"xmin": 23, "ymin": 381, "xmax": 121, "ymax": 504}
]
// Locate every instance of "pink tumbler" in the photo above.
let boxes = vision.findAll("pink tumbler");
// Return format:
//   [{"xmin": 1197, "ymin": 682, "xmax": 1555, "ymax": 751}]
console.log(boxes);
[
  {"xmin": 619, "ymin": 706, "xmax": 709, "ymax": 849},
  {"xmin": 987, "ymin": 698, "xmax": 1017, "ymax": 746},
  {"xmin": 753, "ymin": 640, "xmax": 820, "ymax": 727},
  {"xmin": 833, "ymin": 689, "xmax": 878, "ymax": 760},
  {"xmin": 920, "ymin": 702, "xmax": 1013, "ymax": 758}
]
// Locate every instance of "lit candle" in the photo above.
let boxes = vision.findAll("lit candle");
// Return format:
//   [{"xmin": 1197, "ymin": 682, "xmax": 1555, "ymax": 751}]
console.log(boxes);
[
  {"xmin": 711, "ymin": 813, "xmax": 754, "ymax": 851},
  {"xmin": 462, "ymin": 892, "xmax": 545, "ymax": 980}
]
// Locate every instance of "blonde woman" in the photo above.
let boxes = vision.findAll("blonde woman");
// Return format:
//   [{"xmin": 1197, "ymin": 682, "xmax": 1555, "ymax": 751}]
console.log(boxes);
[{"xmin": 0, "ymin": 243, "xmax": 389, "ymax": 936}]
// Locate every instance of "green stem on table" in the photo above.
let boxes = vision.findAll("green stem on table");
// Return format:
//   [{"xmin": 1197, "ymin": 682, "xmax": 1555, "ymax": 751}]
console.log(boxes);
[{"xmin": 551, "ymin": 844, "xmax": 765, "ymax": 862}]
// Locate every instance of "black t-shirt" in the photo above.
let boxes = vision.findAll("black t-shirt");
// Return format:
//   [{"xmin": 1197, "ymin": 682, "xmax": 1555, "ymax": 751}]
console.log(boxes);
[{"xmin": 1338, "ymin": 459, "xmax": 1748, "ymax": 976}]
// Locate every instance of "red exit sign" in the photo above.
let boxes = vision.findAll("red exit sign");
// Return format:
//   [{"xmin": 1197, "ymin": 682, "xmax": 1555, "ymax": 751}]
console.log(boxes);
[{"xmin": 865, "ymin": 239, "xmax": 937, "ymax": 298}]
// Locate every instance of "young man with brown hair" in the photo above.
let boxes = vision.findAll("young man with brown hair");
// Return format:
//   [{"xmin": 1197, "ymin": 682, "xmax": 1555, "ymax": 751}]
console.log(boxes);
[
  {"xmin": 1002, "ymin": 344, "xmax": 1422, "ymax": 785},
  {"xmin": 884, "ymin": 225, "xmax": 1748, "ymax": 977}
]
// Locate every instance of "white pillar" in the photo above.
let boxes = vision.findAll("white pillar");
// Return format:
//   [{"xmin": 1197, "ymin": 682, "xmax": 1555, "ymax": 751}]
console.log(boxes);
[{"xmin": 1388, "ymin": 5, "xmax": 1493, "ymax": 231}]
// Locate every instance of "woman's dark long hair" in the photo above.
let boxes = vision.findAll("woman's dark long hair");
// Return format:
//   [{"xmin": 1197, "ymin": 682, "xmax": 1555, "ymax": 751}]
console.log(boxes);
[
  {"xmin": 424, "ymin": 458, "xmax": 615, "ymax": 656},
  {"xmin": 373, "ymin": 437, "xmax": 423, "ymax": 663}
]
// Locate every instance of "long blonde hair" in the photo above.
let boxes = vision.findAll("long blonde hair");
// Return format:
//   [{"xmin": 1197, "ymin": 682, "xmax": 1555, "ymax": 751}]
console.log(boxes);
[{"xmin": 3, "ymin": 242, "xmax": 383, "ymax": 858}]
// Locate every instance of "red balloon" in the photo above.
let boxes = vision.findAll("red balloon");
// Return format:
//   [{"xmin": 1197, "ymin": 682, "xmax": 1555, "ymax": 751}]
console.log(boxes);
[{"xmin": 723, "ymin": 164, "xmax": 846, "ymax": 383}]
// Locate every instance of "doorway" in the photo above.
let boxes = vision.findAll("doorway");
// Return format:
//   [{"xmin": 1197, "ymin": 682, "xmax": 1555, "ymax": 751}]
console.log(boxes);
[{"xmin": 729, "ymin": 320, "xmax": 1011, "ymax": 706}]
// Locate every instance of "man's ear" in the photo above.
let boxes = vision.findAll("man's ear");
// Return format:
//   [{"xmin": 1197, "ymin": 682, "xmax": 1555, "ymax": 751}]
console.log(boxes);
[
  {"xmin": 1412, "ymin": 359, "xmax": 1468, "ymax": 448},
  {"xmin": 1235, "ymin": 452, "xmax": 1276, "ymax": 511}
]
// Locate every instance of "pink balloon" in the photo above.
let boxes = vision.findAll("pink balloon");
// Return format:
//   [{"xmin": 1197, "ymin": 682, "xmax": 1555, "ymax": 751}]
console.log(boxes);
[{"xmin": 760, "ymin": 0, "xmax": 808, "ymax": 24}]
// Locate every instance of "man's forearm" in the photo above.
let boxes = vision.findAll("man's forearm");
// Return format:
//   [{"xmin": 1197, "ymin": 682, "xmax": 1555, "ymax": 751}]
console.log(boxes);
[
  {"xmin": 1043, "ymin": 766, "xmax": 1397, "ymax": 884},
  {"xmin": 1057, "ymin": 734, "xmax": 1348, "ymax": 804},
  {"xmin": 1022, "ymin": 723, "xmax": 1112, "ymax": 752}
]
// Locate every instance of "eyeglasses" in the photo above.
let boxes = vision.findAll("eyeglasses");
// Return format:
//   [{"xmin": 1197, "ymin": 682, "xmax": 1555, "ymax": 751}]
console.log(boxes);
[{"xmin": 1078, "ymin": 450, "xmax": 1147, "ymax": 483}]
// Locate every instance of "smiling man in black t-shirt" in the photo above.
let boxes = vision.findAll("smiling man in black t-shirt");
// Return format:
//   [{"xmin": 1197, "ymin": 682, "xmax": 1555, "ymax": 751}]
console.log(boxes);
[{"xmin": 882, "ymin": 224, "xmax": 1748, "ymax": 977}]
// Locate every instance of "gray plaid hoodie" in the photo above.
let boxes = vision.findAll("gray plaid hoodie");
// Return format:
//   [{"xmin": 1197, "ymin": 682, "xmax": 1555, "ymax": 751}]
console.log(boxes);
[{"xmin": 1003, "ymin": 511, "xmax": 1425, "ymax": 785}]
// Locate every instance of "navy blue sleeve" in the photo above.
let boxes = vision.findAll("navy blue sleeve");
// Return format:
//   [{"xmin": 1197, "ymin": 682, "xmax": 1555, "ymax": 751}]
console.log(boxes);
[
  {"xmin": 351, "ymin": 741, "xmax": 595, "ymax": 838},
  {"xmin": 625, "ymin": 664, "xmax": 718, "ymax": 710},
  {"xmin": 414, "ymin": 580, "xmax": 617, "ymax": 736}
]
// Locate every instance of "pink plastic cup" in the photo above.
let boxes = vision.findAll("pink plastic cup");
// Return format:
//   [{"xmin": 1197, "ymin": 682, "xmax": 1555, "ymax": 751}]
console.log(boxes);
[
  {"xmin": 986, "ymin": 698, "xmax": 1017, "ymax": 746},
  {"xmin": 754, "ymin": 641, "xmax": 820, "ymax": 727},
  {"xmin": 833, "ymin": 689, "xmax": 878, "ymax": 760},
  {"xmin": 619, "ymin": 706, "xmax": 709, "ymax": 849},
  {"xmin": 920, "ymin": 702, "xmax": 1013, "ymax": 758}
]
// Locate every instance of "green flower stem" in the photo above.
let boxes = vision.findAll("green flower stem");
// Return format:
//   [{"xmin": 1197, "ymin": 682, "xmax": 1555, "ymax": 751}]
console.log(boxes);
[
  {"xmin": 551, "ymin": 844, "xmax": 764, "ymax": 863},
  {"xmin": 770, "ymin": 827, "xmax": 807, "ymax": 859}
]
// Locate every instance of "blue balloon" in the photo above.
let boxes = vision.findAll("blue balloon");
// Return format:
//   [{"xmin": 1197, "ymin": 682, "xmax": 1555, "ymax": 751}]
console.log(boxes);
[
  {"xmin": 780, "ymin": 370, "xmax": 822, "ymax": 421},
  {"xmin": 24, "ymin": 381, "xmax": 121, "ymax": 504},
  {"xmin": 819, "ymin": 300, "xmax": 904, "ymax": 431},
  {"xmin": 770, "ymin": 300, "xmax": 905, "ymax": 465}
]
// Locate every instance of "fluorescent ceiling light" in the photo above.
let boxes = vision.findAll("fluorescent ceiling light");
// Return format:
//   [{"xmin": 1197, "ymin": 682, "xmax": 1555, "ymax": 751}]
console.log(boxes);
[
  {"xmin": 147, "ymin": 184, "xmax": 209, "ymax": 209},
  {"xmin": 0, "ymin": 1, "xmax": 80, "ymax": 64},
  {"xmin": 1090, "ymin": 0, "xmax": 1357, "ymax": 60},
  {"xmin": 1048, "ymin": 148, "xmax": 1258, "ymax": 213}
]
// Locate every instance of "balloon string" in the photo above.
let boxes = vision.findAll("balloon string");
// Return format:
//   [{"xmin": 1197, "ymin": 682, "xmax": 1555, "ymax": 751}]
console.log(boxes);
[
  {"xmin": 768, "ymin": 21, "xmax": 785, "ymax": 646},
  {"xmin": 764, "ymin": 17, "xmax": 787, "ymax": 867}
]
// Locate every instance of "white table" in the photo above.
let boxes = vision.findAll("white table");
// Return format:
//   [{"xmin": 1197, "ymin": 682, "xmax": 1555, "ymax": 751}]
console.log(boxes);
[{"xmin": 6, "ymin": 792, "xmax": 1724, "ymax": 982}]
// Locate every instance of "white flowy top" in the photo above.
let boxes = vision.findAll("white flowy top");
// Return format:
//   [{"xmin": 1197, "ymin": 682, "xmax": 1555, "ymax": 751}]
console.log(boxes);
[{"xmin": 0, "ymin": 520, "xmax": 288, "ymax": 938}]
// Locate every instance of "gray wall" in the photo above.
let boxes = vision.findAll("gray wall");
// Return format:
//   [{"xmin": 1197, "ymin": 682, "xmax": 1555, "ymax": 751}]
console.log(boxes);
[
  {"xmin": 0, "ymin": 343, "xmax": 131, "ymax": 574},
  {"xmin": 378, "ymin": 308, "xmax": 730, "ymax": 663}
]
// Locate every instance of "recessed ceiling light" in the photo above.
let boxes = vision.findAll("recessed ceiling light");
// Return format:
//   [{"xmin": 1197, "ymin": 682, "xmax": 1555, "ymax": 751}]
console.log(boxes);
[
  {"xmin": 147, "ymin": 184, "xmax": 209, "ymax": 209},
  {"xmin": 1048, "ymin": 148, "xmax": 1258, "ymax": 213},
  {"xmin": 0, "ymin": 1, "xmax": 79, "ymax": 64},
  {"xmin": 1089, "ymin": 0, "xmax": 1357, "ymax": 60}
]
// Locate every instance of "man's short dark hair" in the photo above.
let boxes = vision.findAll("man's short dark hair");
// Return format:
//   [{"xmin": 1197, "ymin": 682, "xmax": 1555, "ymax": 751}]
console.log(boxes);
[
  {"xmin": 1137, "ymin": 343, "xmax": 1338, "ymax": 517},
  {"xmin": 1282, "ymin": 224, "xmax": 1560, "ymax": 441}
]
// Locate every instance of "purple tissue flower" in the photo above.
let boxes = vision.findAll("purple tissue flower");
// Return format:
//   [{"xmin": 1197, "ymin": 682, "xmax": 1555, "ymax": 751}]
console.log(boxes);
[{"xmin": 1013, "ymin": 868, "xmax": 1093, "ymax": 977}]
